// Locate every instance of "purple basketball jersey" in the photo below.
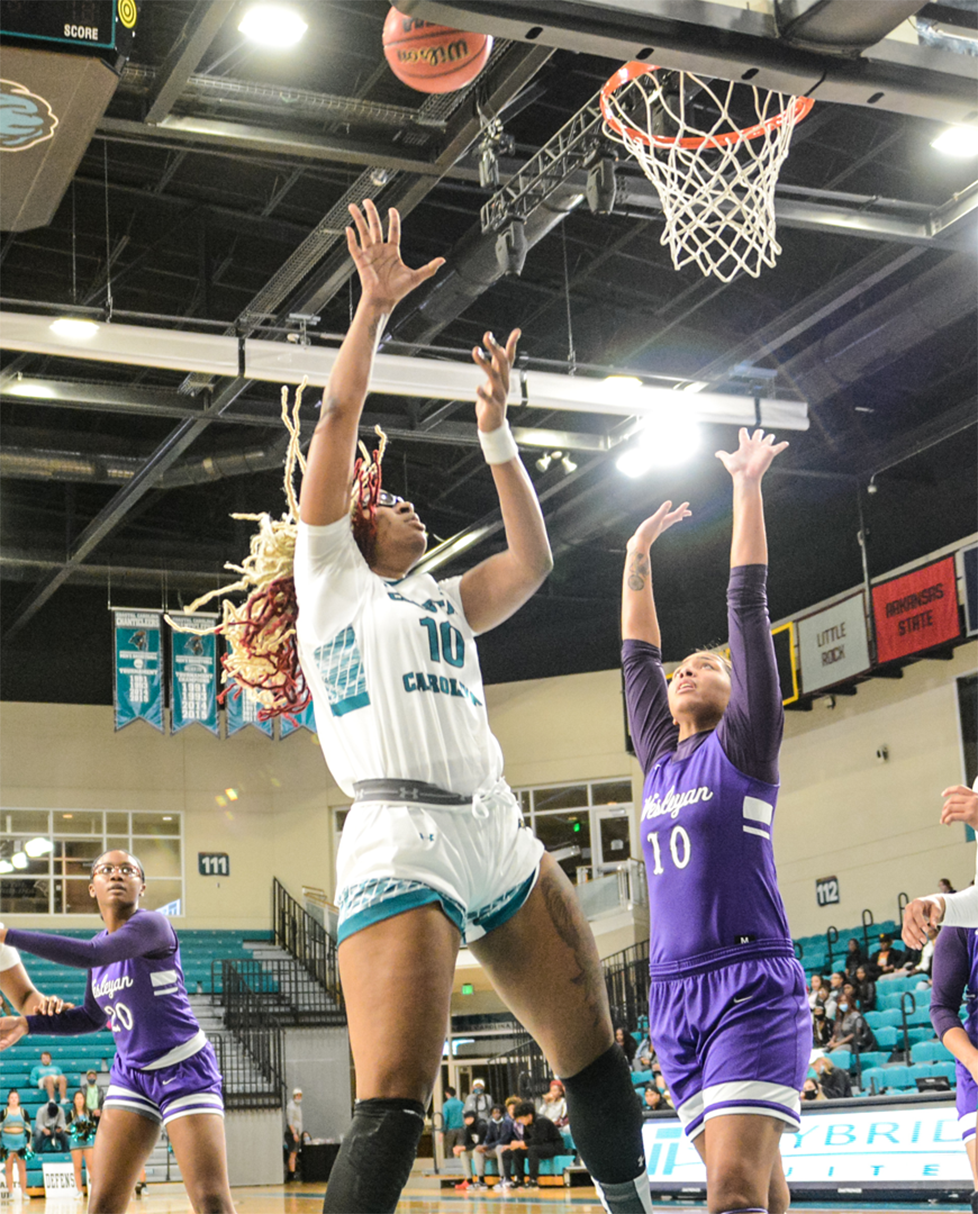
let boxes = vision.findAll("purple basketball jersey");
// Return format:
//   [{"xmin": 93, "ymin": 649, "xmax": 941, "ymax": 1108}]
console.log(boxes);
[{"xmin": 641, "ymin": 731, "xmax": 792, "ymax": 972}]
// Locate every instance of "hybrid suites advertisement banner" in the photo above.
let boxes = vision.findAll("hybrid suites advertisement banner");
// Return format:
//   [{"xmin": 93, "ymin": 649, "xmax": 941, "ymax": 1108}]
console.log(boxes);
[
  {"xmin": 112, "ymin": 610, "xmax": 163, "ymax": 732},
  {"xmin": 644, "ymin": 1103, "xmax": 969, "ymax": 1185},
  {"xmin": 168, "ymin": 614, "xmax": 219, "ymax": 735}
]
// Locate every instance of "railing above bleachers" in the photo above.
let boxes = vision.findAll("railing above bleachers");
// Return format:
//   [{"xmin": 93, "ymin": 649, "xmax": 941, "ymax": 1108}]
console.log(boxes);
[
  {"xmin": 272, "ymin": 877, "xmax": 343, "ymax": 1012},
  {"xmin": 602, "ymin": 938, "xmax": 650, "ymax": 1034},
  {"xmin": 212, "ymin": 957, "xmax": 346, "ymax": 1027}
]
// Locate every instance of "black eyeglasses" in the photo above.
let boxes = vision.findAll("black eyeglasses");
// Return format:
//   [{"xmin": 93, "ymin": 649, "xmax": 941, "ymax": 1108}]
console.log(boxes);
[
  {"xmin": 377, "ymin": 490, "xmax": 404, "ymax": 507},
  {"xmin": 92, "ymin": 863, "xmax": 141, "ymax": 878}
]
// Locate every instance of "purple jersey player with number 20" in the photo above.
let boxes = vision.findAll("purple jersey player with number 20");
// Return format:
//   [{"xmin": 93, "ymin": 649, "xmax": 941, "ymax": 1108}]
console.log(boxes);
[
  {"xmin": 0, "ymin": 850, "xmax": 233, "ymax": 1213},
  {"xmin": 621, "ymin": 428, "xmax": 809, "ymax": 1214}
]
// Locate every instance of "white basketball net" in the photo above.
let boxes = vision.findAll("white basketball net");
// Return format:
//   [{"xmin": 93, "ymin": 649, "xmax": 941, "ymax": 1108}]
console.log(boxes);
[{"xmin": 601, "ymin": 67, "xmax": 810, "ymax": 282}]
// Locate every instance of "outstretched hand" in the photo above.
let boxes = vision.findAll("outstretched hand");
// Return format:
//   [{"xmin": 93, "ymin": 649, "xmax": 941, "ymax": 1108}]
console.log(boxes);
[
  {"xmin": 472, "ymin": 329, "xmax": 520, "ymax": 432},
  {"xmin": 716, "ymin": 428, "xmax": 788, "ymax": 481},
  {"xmin": 901, "ymin": 896, "xmax": 943, "ymax": 950},
  {"xmin": 630, "ymin": 501, "xmax": 692, "ymax": 550},
  {"xmin": 346, "ymin": 199, "xmax": 445, "ymax": 313},
  {"xmin": 0, "ymin": 1015, "xmax": 27, "ymax": 1051},
  {"xmin": 940, "ymin": 784, "xmax": 978, "ymax": 828}
]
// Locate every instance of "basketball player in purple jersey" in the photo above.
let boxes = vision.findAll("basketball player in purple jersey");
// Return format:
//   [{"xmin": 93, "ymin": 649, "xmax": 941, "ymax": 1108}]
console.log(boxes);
[
  {"xmin": 621, "ymin": 428, "xmax": 809, "ymax": 1214},
  {"xmin": 930, "ymin": 925, "xmax": 978, "ymax": 1212},
  {"xmin": 0, "ymin": 850, "xmax": 233, "ymax": 1213}
]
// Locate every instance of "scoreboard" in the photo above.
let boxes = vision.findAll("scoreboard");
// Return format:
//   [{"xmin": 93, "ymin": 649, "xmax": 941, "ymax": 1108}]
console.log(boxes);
[{"xmin": 0, "ymin": 0, "xmax": 138, "ymax": 59}]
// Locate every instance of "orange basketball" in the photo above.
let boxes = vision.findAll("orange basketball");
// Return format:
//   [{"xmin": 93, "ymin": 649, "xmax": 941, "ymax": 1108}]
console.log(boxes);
[{"xmin": 382, "ymin": 6, "xmax": 492, "ymax": 94}]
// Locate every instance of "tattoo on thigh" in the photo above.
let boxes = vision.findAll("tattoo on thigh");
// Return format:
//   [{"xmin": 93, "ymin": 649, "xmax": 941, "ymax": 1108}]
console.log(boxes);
[
  {"xmin": 540, "ymin": 869, "xmax": 606, "ymax": 1031},
  {"xmin": 627, "ymin": 553, "xmax": 649, "ymax": 592}
]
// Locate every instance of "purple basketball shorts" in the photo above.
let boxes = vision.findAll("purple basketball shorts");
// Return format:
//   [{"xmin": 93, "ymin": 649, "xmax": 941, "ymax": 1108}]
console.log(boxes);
[
  {"xmin": 648, "ymin": 952, "xmax": 809, "ymax": 1141},
  {"xmin": 104, "ymin": 1041, "xmax": 224, "ymax": 1127},
  {"xmin": 957, "ymin": 1060, "xmax": 977, "ymax": 1141}
]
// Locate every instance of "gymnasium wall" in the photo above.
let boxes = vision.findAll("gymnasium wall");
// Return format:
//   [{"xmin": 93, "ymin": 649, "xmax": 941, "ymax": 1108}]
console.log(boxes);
[{"xmin": 1, "ymin": 638, "xmax": 975, "ymax": 942}]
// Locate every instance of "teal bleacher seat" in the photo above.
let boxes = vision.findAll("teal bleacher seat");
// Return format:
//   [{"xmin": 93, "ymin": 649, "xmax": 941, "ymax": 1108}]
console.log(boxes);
[
  {"xmin": 827, "ymin": 1048, "xmax": 851, "ymax": 1069},
  {"xmin": 859, "ymin": 1066, "xmax": 887, "ymax": 1093},
  {"xmin": 932, "ymin": 1060, "xmax": 957, "ymax": 1086},
  {"xmin": 874, "ymin": 1025, "xmax": 899, "ymax": 1049},
  {"xmin": 906, "ymin": 1006, "xmax": 933, "ymax": 1027},
  {"xmin": 631, "ymin": 1070, "xmax": 652, "ymax": 1088},
  {"xmin": 855, "ymin": 1051, "xmax": 889, "ymax": 1070},
  {"xmin": 880, "ymin": 1065, "xmax": 914, "ymax": 1091},
  {"xmin": 908, "ymin": 1027, "xmax": 935, "ymax": 1046},
  {"xmin": 912, "ymin": 1040, "xmax": 954, "ymax": 1064},
  {"xmin": 867, "ymin": 1008, "xmax": 903, "ymax": 1029},
  {"xmin": 877, "ymin": 991, "xmax": 905, "ymax": 1011}
]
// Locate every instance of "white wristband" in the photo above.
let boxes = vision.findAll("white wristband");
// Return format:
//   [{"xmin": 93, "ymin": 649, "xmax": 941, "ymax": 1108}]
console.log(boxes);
[{"xmin": 478, "ymin": 424, "xmax": 519, "ymax": 465}]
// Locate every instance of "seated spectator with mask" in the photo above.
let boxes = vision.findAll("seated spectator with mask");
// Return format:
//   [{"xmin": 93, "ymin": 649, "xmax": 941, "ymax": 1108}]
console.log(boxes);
[
  {"xmin": 812, "ymin": 1004, "xmax": 833, "ymax": 1049},
  {"xmin": 853, "ymin": 965, "xmax": 876, "ymax": 1012},
  {"xmin": 477, "ymin": 1104, "xmax": 513, "ymax": 1180},
  {"xmin": 801, "ymin": 1077, "xmax": 826, "ymax": 1103},
  {"xmin": 811, "ymin": 1054, "xmax": 852, "ymax": 1099}
]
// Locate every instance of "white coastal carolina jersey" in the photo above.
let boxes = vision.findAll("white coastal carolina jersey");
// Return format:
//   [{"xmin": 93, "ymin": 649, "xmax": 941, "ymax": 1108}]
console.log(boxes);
[
  {"xmin": 293, "ymin": 518, "xmax": 504, "ymax": 798},
  {"xmin": 0, "ymin": 942, "xmax": 21, "ymax": 971}
]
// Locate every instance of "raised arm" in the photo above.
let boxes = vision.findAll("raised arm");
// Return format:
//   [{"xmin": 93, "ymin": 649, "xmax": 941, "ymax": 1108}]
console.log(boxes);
[
  {"xmin": 621, "ymin": 501, "xmax": 691, "ymax": 645},
  {"xmin": 458, "ymin": 330, "xmax": 554, "ymax": 633},
  {"xmin": 715, "ymin": 428, "xmax": 788, "ymax": 569},
  {"xmin": 299, "ymin": 200, "xmax": 445, "ymax": 527}
]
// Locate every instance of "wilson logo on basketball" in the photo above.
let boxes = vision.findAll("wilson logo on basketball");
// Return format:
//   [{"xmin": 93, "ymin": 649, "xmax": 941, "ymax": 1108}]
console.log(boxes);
[{"xmin": 396, "ymin": 39, "xmax": 471, "ymax": 67}]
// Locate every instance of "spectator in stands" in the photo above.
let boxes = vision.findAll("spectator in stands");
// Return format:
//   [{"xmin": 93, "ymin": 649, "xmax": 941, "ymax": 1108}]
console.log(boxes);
[
  {"xmin": 811, "ymin": 1055, "xmax": 852, "ymax": 1099},
  {"xmin": 0, "ymin": 942, "xmax": 68, "ymax": 1017},
  {"xmin": 82, "ymin": 1070, "xmax": 104, "ymax": 1122},
  {"xmin": 801, "ymin": 1078, "xmax": 826, "ymax": 1102},
  {"xmin": 536, "ymin": 1079, "xmax": 568, "ymax": 1128},
  {"xmin": 812, "ymin": 1005, "xmax": 832, "ymax": 1049},
  {"xmin": 285, "ymin": 1088, "xmax": 303, "ymax": 1183},
  {"xmin": 908, "ymin": 924, "xmax": 940, "ymax": 981},
  {"xmin": 477, "ymin": 1103, "xmax": 512, "ymax": 1178},
  {"xmin": 872, "ymin": 934, "xmax": 906, "ymax": 979},
  {"xmin": 67, "ymin": 1088, "xmax": 97, "ymax": 1198},
  {"xmin": 463, "ymin": 1079, "xmax": 492, "ymax": 1122},
  {"xmin": 501, "ymin": 1101, "xmax": 565, "ymax": 1191},
  {"xmin": 1, "ymin": 1089, "xmax": 30, "ymax": 1198},
  {"xmin": 453, "ymin": 1108, "xmax": 488, "ymax": 1191},
  {"xmin": 440, "ymin": 1085, "xmax": 465, "ymax": 1161},
  {"xmin": 504, "ymin": 1095, "xmax": 520, "ymax": 1120},
  {"xmin": 31, "ymin": 1049, "xmax": 68, "ymax": 1104},
  {"xmin": 632, "ymin": 1031, "xmax": 654, "ymax": 1073},
  {"xmin": 807, "ymin": 973, "xmax": 824, "ymax": 1008},
  {"xmin": 33, "ymin": 1098, "xmax": 69, "ymax": 1153},
  {"xmin": 853, "ymin": 966, "xmax": 876, "ymax": 1012},
  {"xmin": 643, "ymin": 1086, "xmax": 665, "ymax": 1111},
  {"xmin": 844, "ymin": 939, "xmax": 865, "ymax": 980},
  {"xmin": 828, "ymin": 989, "xmax": 876, "ymax": 1055},
  {"xmin": 939, "ymin": 878, "xmax": 957, "ymax": 896},
  {"xmin": 814, "ymin": 985, "xmax": 836, "ymax": 1022},
  {"xmin": 650, "ymin": 1063, "xmax": 674, "ymax": 1109},
  {"xmin": 613, "ymin": 1027, "xmax": 637, "ymax": 1066}
]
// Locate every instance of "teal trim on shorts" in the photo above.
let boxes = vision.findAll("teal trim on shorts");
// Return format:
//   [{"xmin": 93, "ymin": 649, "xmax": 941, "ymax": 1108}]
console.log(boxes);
[
  {"xmin": 471, "ymin": 870, "xmax": 537, "ymax": 937},
  {"xmin": 337, "ymin": 883, "xmax": 466, "ymax": 944}
]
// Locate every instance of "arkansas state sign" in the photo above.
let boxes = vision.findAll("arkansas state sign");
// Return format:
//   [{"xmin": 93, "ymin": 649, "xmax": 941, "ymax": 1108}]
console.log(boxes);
[{"xmin": 872, "ymin": 555, "xmax": 960, "ymax": 664}]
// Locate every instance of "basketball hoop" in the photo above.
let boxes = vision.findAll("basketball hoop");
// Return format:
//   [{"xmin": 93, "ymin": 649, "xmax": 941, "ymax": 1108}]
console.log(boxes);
[{"xmin": 600, "ymin": 62, "xmax": 814, "ymax": 281}]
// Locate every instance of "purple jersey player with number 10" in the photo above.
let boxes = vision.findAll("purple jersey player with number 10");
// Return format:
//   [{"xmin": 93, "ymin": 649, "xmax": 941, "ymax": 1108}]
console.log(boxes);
[
  {"xmin": 0, "ymin": 850, "xmax": 233, "ymax": 1214},
  {"xmin": 621, "ymin": 428, "xmax": 809, "ymax": 1214}
]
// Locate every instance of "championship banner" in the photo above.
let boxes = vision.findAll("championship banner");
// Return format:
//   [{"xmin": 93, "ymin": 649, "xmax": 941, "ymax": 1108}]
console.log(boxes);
[
  {"xmin": 225, "ymin": 677, "xmax": 274, "ymax": 738},
  {"xmin": 168, "ymin": 614, "xmax": 219, "ymax": 735},
  {"xmin": 113, "ymin": 609, "xmax": 163, "ymax": 732},
  {"xmin": 280, "ymin": 698, "xmax": 317, "ymax": 739},
  {"xmin": 961, "ymin": 543, "xmax": 978, "ymax": 637},
  {"xmin": 797, "ymin": 592, "xmax": 871, "ymax": 695},
  {"xmin": 872, "ymin": 555, "xmax": 960, "ymax": 665}
]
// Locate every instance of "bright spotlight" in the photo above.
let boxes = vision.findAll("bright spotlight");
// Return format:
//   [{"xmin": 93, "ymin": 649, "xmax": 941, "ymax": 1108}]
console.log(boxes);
[
  {"xmin": 24, "ymin": 837, "xmax": 53, "ymax": 858},
  {"xmin": 49, "ymin": 318, "xmax": 99, "ymax": 340},
  {"xmin": 238, "ymin": 5, "xmax": 308, "ymax": 47},
  {"xmin": 11, "ymin": 851, "xmax": 29, "ymax": 870},
  {"xmin": 0, "ymin": 860, "xmax": 12, "ymax": 874},
  {"xmin": 931, "ymin": 125, "xmax": 978, "ymax": 157},
  {"xmin": 616, "ymin": 409, "xmax": 700, "ymax": 477}
]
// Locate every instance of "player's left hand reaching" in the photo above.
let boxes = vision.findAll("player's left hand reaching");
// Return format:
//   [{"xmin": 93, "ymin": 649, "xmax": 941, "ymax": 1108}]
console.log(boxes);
[
  {"xmin": 0, "ymin": 1015, "xmax": 28, "ymax": 1050},
  {"xmin": 346, "ymin": 199, "xmax": 445, "ymax": 314},
  {"xmin": 472, "ymin": 329, "xmax": 520, "ymax": 434},
  {"xmin": 716, "ymin": 428, "xmax": 788, "ymax": 482}
]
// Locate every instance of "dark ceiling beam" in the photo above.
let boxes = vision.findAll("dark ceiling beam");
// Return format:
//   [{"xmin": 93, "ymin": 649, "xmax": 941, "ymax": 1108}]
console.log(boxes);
[
  {"xmin": 772, "ymin": 0, "xmax": 928, "ymax": 54},
  {"xmin": 143, "ymin": 0, "xmax": 238, "ymax": 125}
]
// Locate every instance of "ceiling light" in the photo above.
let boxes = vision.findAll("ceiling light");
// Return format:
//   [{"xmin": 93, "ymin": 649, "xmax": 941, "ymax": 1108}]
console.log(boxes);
[
  {"xmin": 561, "ymin": 455, "xmax": 577, "ymax": 473},
  {"xmin": 49, "ymin": 318, "xmax": 99, "ymax": 340},
  {"xmin": 11, "ymin": 851, "xmax": 29, "ymax": 869},
  {"xmin": 0, "ymin": 860, "xmax": 13, "ymax": 874},
  {"xmin": 931, "ymin": 125, "xmax": 978, "ymax": 157},
  {"xmin": 24, "ymin": 837, "xmax": 53, "ymax": 857},
  {"xmin": 681, "ymin": 381, "xmax": 709, "ymax": 393},
  {"xmin": 616, "ymin": 408, "xmax": 701, "ymax": 477},
  {"xmin": 5, "ymin": 380, "xmax": 58, "ymax": 398},
  {"xmin": 238, "ymin": 5, "xmax": 308, "ymax": 48},
  {"xmin": 535, "ymin": 453, "xmax": 552, "ymax": 472}
]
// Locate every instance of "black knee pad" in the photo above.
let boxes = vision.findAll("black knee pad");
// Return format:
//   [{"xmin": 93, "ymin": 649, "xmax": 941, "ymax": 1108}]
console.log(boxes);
[
  {"xmin": 562, "ymin": 1045, "xmax": 646, "ymax": 1185},
  {"xmin": 322, "ymin": 1096, "xmax": 426, "ymax": 1214}
]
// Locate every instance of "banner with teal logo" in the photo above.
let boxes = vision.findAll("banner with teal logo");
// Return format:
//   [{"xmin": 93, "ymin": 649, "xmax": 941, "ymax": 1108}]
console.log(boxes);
[
  {"xmin": 113, "ymin": 610, "xmax": 163, "ymax": 732},
  {"xmin": 225, "ymin": 677, "xmax": 274, "ymax": 738},
  {"xmin": 280, "ymin": 698, "xmax": 317, "ymax": 739},
  {"xmin": 168, "ymin": 614, "xmax": 219, "ymax": 735}
]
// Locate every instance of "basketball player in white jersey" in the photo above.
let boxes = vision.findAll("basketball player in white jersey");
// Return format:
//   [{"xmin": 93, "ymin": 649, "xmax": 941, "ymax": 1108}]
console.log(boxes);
[{"xmin": 295, "ymin": 199, "xmax": 652, "ymax": 1214}]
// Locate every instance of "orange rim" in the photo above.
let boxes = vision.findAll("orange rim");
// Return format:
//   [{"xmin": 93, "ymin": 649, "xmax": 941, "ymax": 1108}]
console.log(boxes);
[{"xmin": 599, "ymin": 60, "xmax": 814, "ymax": 150}]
